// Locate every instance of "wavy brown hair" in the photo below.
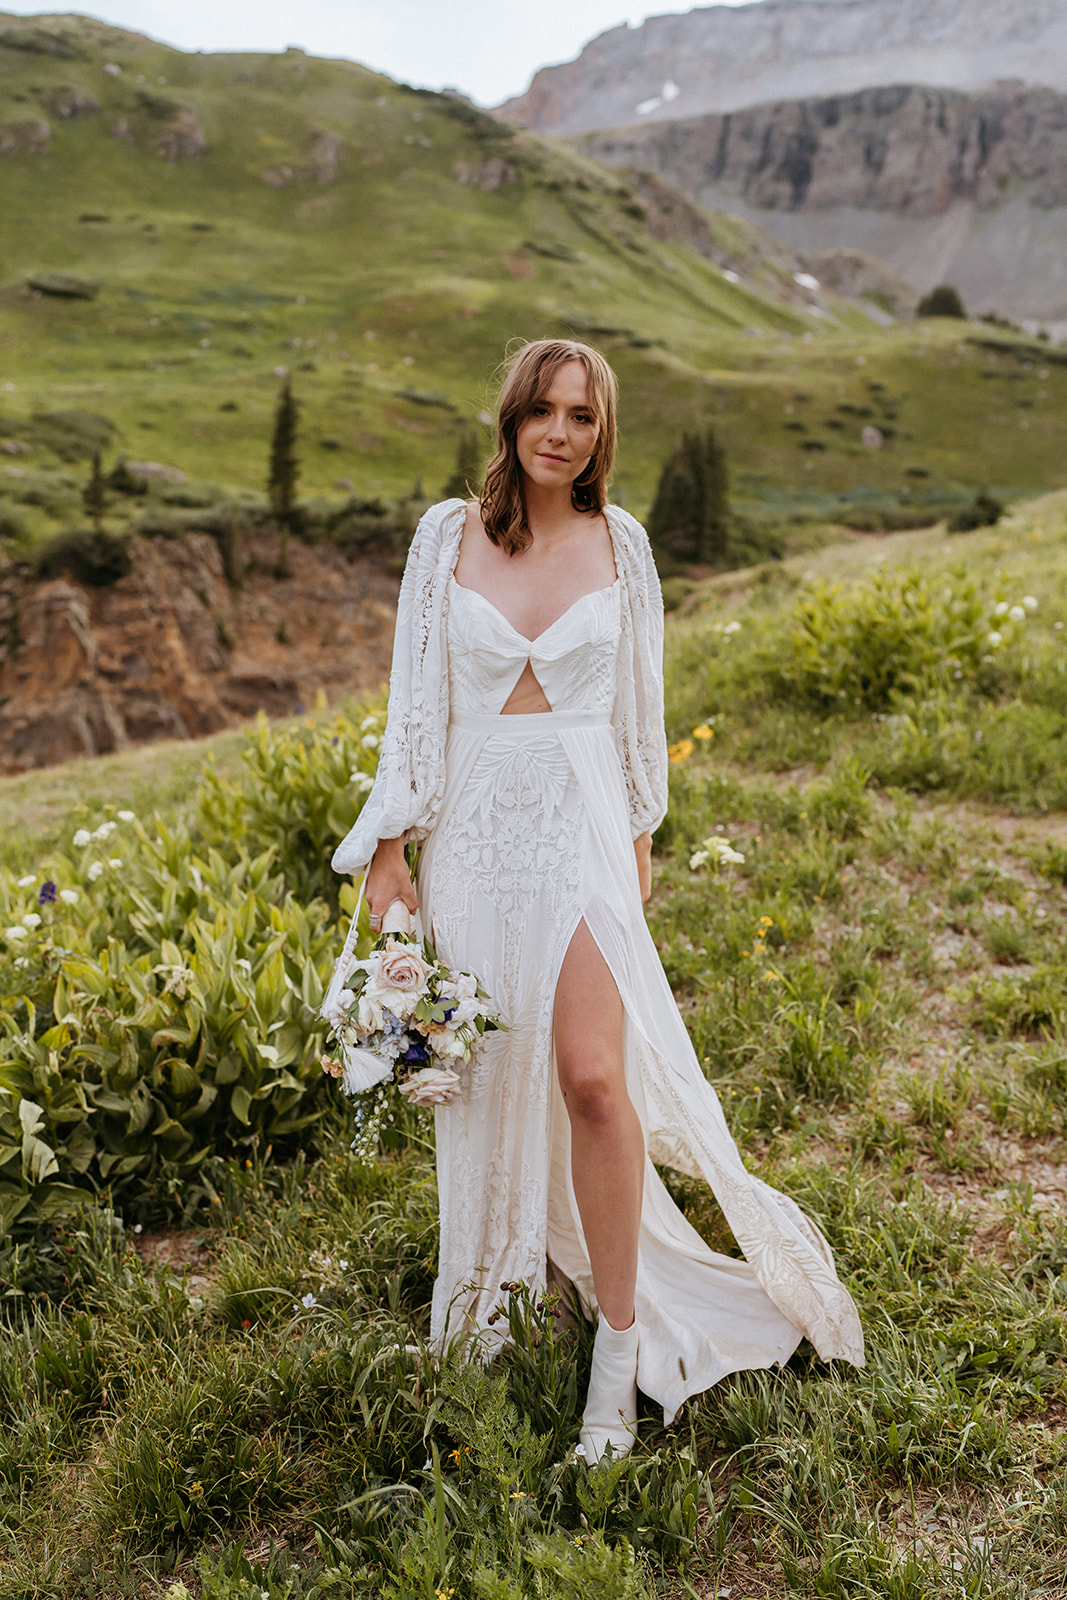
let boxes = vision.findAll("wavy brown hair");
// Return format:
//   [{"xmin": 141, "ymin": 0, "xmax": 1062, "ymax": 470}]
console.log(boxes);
[{"xmin": 480, "ymin": 339, "xmax": 618, "ymax": 555}]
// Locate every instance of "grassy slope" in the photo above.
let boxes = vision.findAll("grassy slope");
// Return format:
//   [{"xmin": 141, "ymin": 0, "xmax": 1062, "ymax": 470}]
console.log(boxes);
[
  {"xmin": 3, "ymin": 496, "xmax": 1067, "ymax": 1597},
  {"xmin": 0, "ymin": 13, "xmax": 1064, "ymax": 551}
]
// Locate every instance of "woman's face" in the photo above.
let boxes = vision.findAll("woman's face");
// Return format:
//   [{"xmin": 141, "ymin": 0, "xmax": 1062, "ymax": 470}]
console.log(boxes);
[{"xmin": 515, "ymin": 359, "xmax": 601, "ymax": 494}]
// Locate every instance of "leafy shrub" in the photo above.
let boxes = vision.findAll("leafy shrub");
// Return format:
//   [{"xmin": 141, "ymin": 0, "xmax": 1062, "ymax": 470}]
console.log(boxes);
[
  {"xmin": 29, "ymin": 407, "xmax": 115, "ymax": 462},
  {"xmin": 0, "ymin": 505, "xmax": 26, "ymax": 541},
  {"xmin": 948, "ymin": 489, "xmax": 1004, "ymax": 533},
  {"xmin": 34, "ymin": 528, "xmax": 133, "ymax": 586},
  {"xmin": 775, "ymin": 564, "xmax": 1015, "ymax": 711},
  {"xmin": 917, "ymin": 284, "xmax": 966, "ymax": 318}
]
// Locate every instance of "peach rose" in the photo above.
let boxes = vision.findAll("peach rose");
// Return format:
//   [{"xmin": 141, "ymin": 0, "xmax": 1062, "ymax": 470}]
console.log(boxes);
[{"xmin": 397, "ymin": 1065, "xmax": 461, "ymax": 1106}]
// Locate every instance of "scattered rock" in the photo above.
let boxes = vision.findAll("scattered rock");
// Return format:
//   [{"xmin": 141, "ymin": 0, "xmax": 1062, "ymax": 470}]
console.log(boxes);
[
  {"xmin": 43, "ymin": 85, "xmax": 100, "ymax": 119},
  {"xmin": 862, "ymin": 424, "xmax": 885, "ymax": 449},
  {"xmin": 0, "ymin": 440, "xmax": 30, "ymax": 455},
  {"xmin": 126, "ymin": 460, "xmax": 188, "ymax": 484},
  {"xmin": 0, "ymin": 117, "xmax": 51, "ymax": 155},
  {"xmin": 155, "ymin": 108, "xmax": 207, "ymax": 161},
  {"xmin": 26, "ymin": 271, "xmax": 98, "ymax": 300},
  {"xmin": 452, "ymin": 156, "xmax": 517, "ymax": 191}
]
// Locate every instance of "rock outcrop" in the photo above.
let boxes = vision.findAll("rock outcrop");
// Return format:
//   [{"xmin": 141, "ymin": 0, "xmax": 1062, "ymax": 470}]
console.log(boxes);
[
  {"xmin": 578, "ymin": 81, "xmax": 1067, "ymax": 320},
  {"xmin": 499, "ymin": 0, "xmax": 1067, "ymax": 136},
  {"xmin": 0, "ymin": 532, "xmax": 400, "ymax": 774}
]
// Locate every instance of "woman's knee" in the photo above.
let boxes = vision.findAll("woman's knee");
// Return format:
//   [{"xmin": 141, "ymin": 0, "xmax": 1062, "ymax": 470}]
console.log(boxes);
[{"xmin": 557, "ymin": 1051, "xmax": 624, "ymax": 1127}]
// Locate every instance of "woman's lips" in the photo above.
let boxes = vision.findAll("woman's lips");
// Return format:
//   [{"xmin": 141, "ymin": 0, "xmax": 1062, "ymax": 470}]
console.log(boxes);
[{"xmin": 538, "ymin": 452, "xmax": 567, "ymax": 462}]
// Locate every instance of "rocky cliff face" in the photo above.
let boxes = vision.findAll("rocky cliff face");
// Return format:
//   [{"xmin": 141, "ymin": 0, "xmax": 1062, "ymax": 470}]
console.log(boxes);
[
  {"xmin": 0, "ymin": 533, "xmax": 399, "ymax": 774},
  {"xmin": 580, "ymin": 81, "xmax": 1067, "ymax": 321},
  {"xmin": 500, "ymin": 0, "xmax": 1067, "ymax": 136}
]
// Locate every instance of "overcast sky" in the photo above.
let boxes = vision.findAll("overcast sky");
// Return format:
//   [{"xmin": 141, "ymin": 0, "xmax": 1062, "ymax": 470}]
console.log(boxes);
[{"xmin": 2, "ymin": 2, "xmax": 759, "ymax": 104}]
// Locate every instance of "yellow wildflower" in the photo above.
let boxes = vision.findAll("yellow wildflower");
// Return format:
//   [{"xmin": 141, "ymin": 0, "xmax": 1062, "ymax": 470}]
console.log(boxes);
[
  {"xmin": 668, "ymin": 738, "xmax": 694, "ymax": 764},
  {"xmin": 692, "ymin": 724, "xmax": 714, "ymax": 740}
]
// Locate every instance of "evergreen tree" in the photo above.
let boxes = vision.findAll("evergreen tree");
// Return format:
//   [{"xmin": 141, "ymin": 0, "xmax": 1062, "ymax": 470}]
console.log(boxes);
[
  {"xmin": 443, "ymin": 426, "xmax": 483, "ymax": 500},
  {"xmin": 917, "ymin": 283, "xmax": 966, "ymax": 318},
  {"xmin": 268, "ymin": 378, "xmax": 300, "ymax": 573},
  {"xmin": 82, "ymin": 452, "xmax": 108, "ymax": 532},
  {"xmin": 646, "ymin": 425, "xmax": 730, "ymax": 566}
]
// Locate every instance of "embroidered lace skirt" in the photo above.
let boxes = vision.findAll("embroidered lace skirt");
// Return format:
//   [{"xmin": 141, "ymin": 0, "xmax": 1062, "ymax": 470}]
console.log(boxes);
[{"xmin": 417, "ymin": 709, "xmax": 864, "ymax": 1423}]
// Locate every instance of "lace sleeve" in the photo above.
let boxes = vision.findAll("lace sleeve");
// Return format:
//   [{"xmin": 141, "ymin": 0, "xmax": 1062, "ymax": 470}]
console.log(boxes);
[
  {"xmin": 611, "ymin": 510, "xmax": 669, "ymax": 840},
  {"xmin": 331, "ymin": 500, "xmax": 464, "ymax": 876}
]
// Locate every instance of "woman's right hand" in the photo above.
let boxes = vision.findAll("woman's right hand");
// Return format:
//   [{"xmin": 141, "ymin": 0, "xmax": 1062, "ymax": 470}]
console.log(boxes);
[{"xmin": 365, "ymin": 835, "xmax": 419, "ymax": 923}]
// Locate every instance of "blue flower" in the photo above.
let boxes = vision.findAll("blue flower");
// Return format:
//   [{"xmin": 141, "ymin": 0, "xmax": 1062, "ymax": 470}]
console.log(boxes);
[
  {"xmin": 38, "ymin": 880, "xmax": 57, "ymax": 905},
  {"xmin": 399, "ymin": 1038, "xmax": 430, "ymax": 1064}
]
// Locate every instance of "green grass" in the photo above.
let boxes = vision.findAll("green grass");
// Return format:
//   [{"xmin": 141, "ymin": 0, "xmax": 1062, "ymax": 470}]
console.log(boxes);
[
  {"xmin": 0, "ymin": 13, "xmax": 1065, "ymax": 557},
  {"xmin": 3, "ymin": 493, "xmax": 1067, "ymax": 1595}
]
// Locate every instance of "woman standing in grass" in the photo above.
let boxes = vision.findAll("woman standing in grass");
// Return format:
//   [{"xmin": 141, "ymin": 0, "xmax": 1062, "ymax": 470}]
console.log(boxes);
[{"xmin": 331, "ymin": 339, "xmax": 864, "ymax": 1461}]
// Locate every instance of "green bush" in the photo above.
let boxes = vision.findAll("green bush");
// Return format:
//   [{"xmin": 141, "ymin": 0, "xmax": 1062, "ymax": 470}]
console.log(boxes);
[
  {"xmin": 917, "ymin": 284, "xmax": 966, "ymax": 318},
  {"xmin": 775, "ymin": 564, "xmax": 1016, "ymax": 712},
  {"xmin": 33, "ymin": 528, "xmax": 133, "ymax": 586},
  {"xmin": 947, "ymin": 489, "xmax": 1004, "ymax": 533}
]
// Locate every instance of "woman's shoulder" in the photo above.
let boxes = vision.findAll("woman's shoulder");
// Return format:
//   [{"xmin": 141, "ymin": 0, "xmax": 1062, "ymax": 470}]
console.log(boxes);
[{"xmin": 407, "ymin": 498, "xmax": 468, "ymax": 561}]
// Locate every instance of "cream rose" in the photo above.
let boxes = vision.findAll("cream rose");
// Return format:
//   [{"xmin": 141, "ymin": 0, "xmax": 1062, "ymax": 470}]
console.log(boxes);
[
  {"xmin": 398, "ymin": 1065, "xmax": 461, "ymax": 1106},
  {"xmin": 377, "ymin": 941, "xmax": 434, "ymax": 993}
]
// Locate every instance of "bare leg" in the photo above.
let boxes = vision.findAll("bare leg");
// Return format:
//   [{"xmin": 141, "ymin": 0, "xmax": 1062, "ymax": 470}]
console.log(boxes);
[{"xmin": 553, "ymin": 919, "xmax": 644, "ymax": 1330}]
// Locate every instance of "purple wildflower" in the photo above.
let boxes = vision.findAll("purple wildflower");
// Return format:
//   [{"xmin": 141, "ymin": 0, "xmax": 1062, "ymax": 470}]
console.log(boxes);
[{"xmin": 38, "ymin": 880, "xmax": 57, "ymax": 905}]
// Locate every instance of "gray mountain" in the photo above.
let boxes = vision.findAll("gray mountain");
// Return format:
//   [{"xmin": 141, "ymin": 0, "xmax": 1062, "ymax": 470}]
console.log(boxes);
[
  {"xmin": 498, "ymin": 0, "xmax": 1067, "ymax": 137},
  {"xmin": 578, "ymin": 81, "xmax": 1067, "ymax": 321}
]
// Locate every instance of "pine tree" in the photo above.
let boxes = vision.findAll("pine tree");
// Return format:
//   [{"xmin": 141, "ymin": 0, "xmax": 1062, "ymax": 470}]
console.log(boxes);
[
  {"xmin": 82, "ymin": 452, "xmax": 108, "ymax": 533},
  {"xmin": 268, "ymin": 379, "xmax": 300, "ymax": 573},
  {"xmin": 647, "ymin": 425, "xmax": 730, "ymax": 566},
  {"xmin": 917, "ymin": 283, "xmax": 966, "ymax": 318},
  {"xmin": 443, "ymin": 426, "xmax": 483, "ymax": 500}
]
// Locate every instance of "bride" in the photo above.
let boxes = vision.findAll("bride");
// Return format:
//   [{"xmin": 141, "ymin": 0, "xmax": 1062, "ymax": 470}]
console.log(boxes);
[{"xmin": 330, "ymin": 338, "xmax": 864, "ymax": 1463}]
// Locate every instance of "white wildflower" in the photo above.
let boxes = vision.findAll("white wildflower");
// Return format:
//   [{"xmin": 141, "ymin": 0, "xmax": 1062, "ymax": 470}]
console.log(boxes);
[
  {"xmin": 72, "ymin": 829, "xmax": 92, "ymax": 848},
  {"xmin": 4, "ymin": 925, "xmax": 29, "ymax": 941},
  {"xmin": 17, "ymin": 875, "xmax": 35, "ymax": 888},
  {"xmin": 361, "ymin": 732, "xmax": 381, "ymax": 750},
  {"xmin": 339, "ymin": 1260, "xmax": 349, "ymax": 1270},
  {"xmin": 691, "ymin": 836, "xmax": 746, "ymax": 869},
  {"xmin": 722, "ymin": 620, "xmax": 742, "ymax": 635},
  {"xmin": 59, "ymin": 888, "xmax": 79, "ymax": 905},
  {"xmin": 689, "ymin": 849, "xmax": 710, "ymax": 870},
  {"xmin": 93, "ymin": 821, "xmax": 118, "ymax": 840},
  {"xmin": 300, "ymin": 1291, "xmax": 317, "ymax": 1309},
  {"xmin": 88, "ymin": 862, "xmax": 105, "ymax": 882},
  {"xmin": 117, "ymin": 809, "xmax": 136, "ymax": 822},
  {"xmin": 349, "ymin": 771, "xmax": 374, "ymax": 793},
  {"xmin": 108, "ymin": 858, "xmax": 123, "ymax": 869},
  {"xmin": 987, "ymin": 631, "xmax": 1003, "ymax": 648},
  {"xmin": 21, "ymin": 912, "xmax": 41, "ymax": 929},
  {"xmin": 1008, "ymin": 605, "xmax": 1026, "ymax": 623},
  {"xmin": 13, "ymin": 957, "xmax": 29, "ymax": 970},
  {"xmin": 993, "ymin": 601, "xmax": 1009, "ymax": 617},
  {"xmin": 360, "ymin": 715, "xmax": 381, "ymax": 731},
  {"xmin": 1022, "ymin": 596, "xmax": 1038, "ymax": 610}
]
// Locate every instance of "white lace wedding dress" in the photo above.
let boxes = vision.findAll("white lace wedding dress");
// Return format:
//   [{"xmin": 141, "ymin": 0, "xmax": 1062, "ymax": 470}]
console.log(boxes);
[{"xmin": 331, "ymin": 499, "xmax": 864, "ymax": 1423}]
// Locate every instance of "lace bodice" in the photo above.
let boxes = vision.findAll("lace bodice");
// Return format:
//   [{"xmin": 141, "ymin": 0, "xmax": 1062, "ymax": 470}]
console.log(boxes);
[{"xmin": 447, "ymin": 577, "xmax": 622, "ymax": 716}]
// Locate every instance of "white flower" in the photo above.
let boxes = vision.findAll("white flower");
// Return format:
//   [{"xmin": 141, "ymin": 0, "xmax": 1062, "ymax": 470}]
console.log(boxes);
[
  {"xmin": 21, "ymin": 913, "xmax": 41, "ymax": 929},
  {"xmin": 72, "ymin": 829, "xmax": 92, "ymax": 848},
  {"xmin": 357, "ymin": 989, "xmax": 385, "ymax": 1032},
  {"xmin": 108, "ymin": 858, "xmax": 124, "ymax": 869},
  {"xmin": 349, "ymin": 772, "xmax": 374, "ymax": 794},
  {"xmin": 17, "ymin": 875, "xmax": 35, "ymax": 888},
  {"xmin": 398, "ymin": 1064, "xmax": 462, "ymax": 1105},
  {"xmin": 299, "ymin": 1291, "xmax": 317, "ymax": 1308},
  {"xmin": 361, "ymin": 732, "xmax": 381, "ymax": 749},
  {"xmin": 987, "ymin": 631, "xmax": 1003, "ymax": 647},
  {"xmin": 93, "ymin": 821, "xmax": 118, "ymax": 840},
  {"xmin": 59, "ymin": 888, "xmax": 79, "ymax": 905},
  {"xmin": 13, "ymin": 957, "xmax": 28, "ymax": 970},
  {"xmin": 692, "ymin": 836, "xmax": 745, "ymax": 869},
  {"xmin": 360, "ymin": 715, "xmax": 381, "ymax": 731},
  {"xmin": 1022, "ymin": 595, "xmax": 1038, "ymax": 611},
  {"xmin": 339, "ymin": 1259, "xmax": 349, "ymax": 1270},
  {"xmin": 4, "ymin": 925, "xmax": 29, "ymax": 941},
  {"xmin": 88, "ymin": 862, "xmax": 105, "ymax": 882},
  {"xmin": 993, "ymin": 601, "xmax": 1009, "ymax": 617},
  {"xmin": 117, "ymin": 810, "xmax": 136, "ymax": 822},
  {"xmin": 689, "ymin": 849, "xmax": 710, "ymax": 870},
  {"xmin": 1008, "ymin": 605, "xmax": 1026, "ymax": 623},
  {"xmin": 722, "ymin": 620, "xmax": 742, "ymax": 635}
]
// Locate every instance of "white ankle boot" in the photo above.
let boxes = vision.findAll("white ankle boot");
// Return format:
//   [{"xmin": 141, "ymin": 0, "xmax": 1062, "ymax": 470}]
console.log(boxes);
[{"xmin": 578, "ymin": 1315, "xmax": 639, "ymax": 1465}]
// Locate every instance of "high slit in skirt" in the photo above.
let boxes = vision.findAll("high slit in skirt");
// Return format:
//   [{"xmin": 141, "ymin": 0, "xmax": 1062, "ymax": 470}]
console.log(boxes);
[{"xmin": 418, "ymin": 708, "xmax": 861, "ymax": 1424}]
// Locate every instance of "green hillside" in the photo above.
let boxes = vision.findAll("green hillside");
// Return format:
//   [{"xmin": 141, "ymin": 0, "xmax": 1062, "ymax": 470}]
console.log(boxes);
[{"xmin": 0, "ymin": 11, "xmax": 1065, "ymax": 549}]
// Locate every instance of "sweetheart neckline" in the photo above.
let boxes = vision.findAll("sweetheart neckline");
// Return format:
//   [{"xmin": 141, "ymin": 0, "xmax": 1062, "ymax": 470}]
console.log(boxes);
[{"xmin": 448, "ymin": 574, "xmax": 620, "ymax": 645}]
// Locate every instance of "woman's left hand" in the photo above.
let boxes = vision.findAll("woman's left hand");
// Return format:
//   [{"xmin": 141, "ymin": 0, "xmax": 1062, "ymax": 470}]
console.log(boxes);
[{"xmin": 634, "ymin": 831, "xmax": 652, "ymax": 903}]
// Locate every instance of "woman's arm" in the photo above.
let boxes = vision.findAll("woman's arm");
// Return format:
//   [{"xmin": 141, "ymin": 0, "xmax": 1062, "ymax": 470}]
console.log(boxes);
[
  {"xmin": 365, "ymin": 833, "xmax": 419, "ymax": 917},
  {"xmin": 634, "ymin": 830, "xmax": 652, "ymax": 903}
]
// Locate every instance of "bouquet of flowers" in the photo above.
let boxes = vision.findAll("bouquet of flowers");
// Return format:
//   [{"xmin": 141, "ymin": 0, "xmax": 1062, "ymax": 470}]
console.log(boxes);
[{"xmin": 320, "ymin": 924, "xmax": 501, "ymax": 1157}]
